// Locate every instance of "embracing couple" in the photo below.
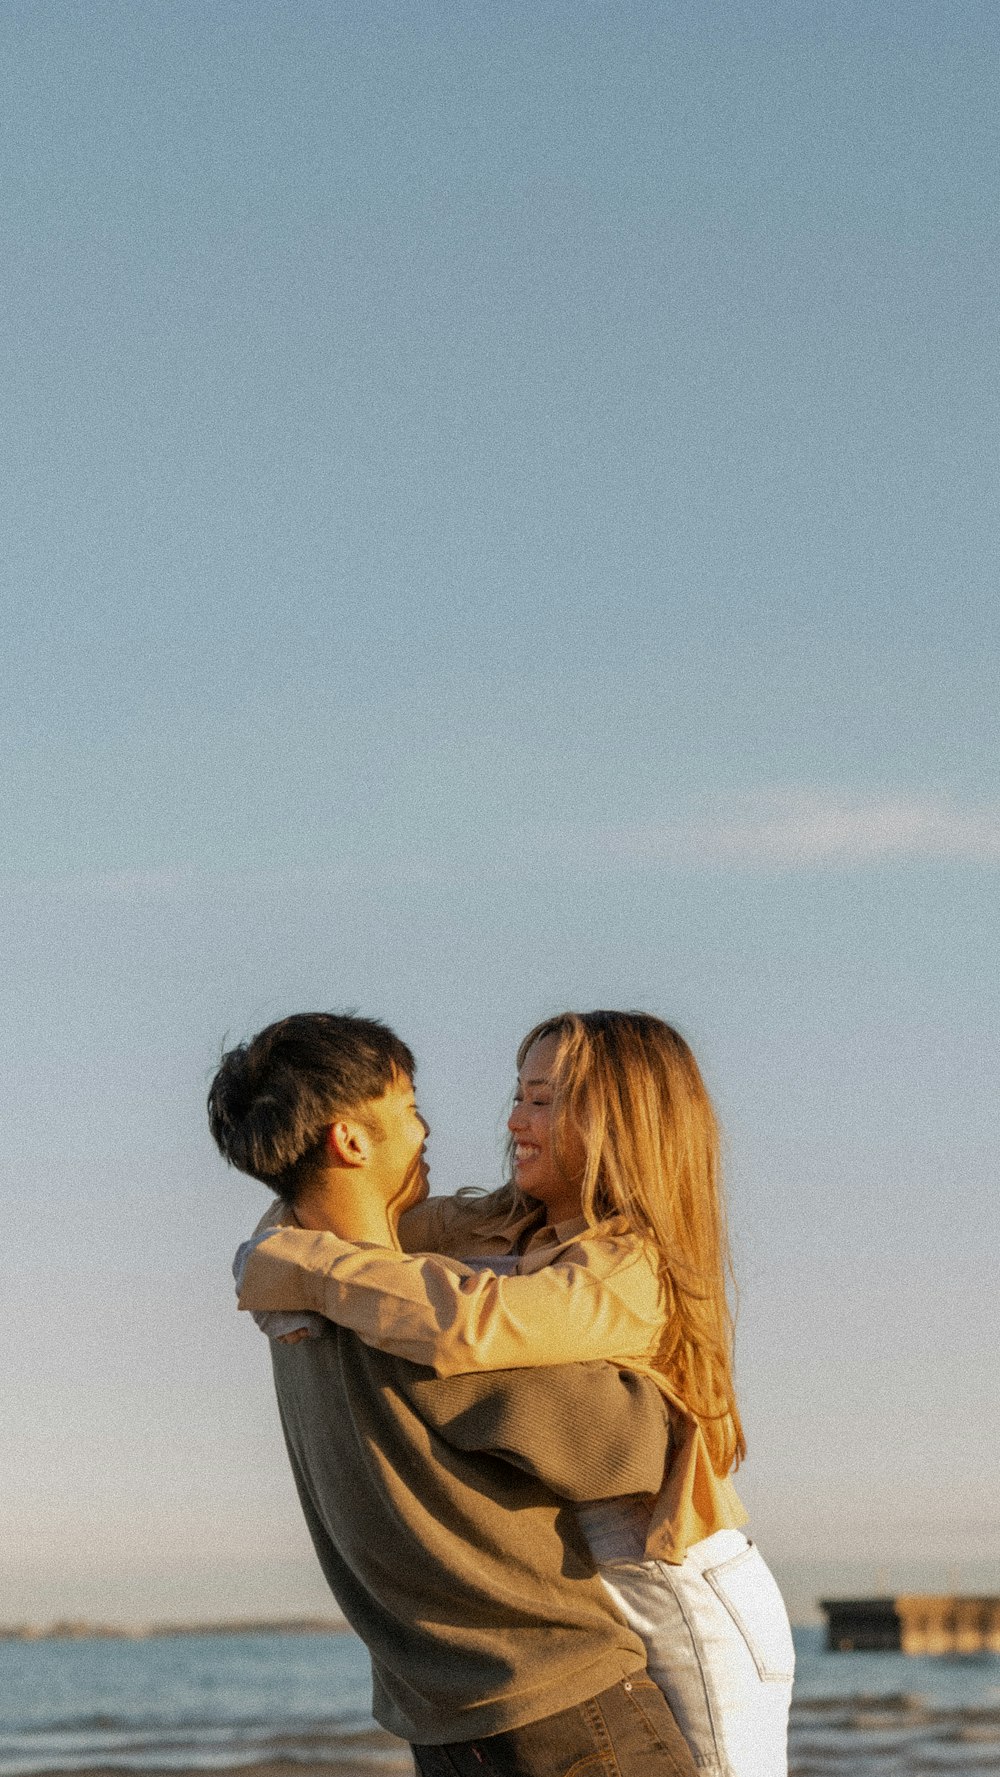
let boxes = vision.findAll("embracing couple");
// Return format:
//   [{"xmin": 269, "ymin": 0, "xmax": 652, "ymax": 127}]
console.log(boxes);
[{"xmin": 209, "ymin": 1010, "xmax": 794, "ymax": 1777}]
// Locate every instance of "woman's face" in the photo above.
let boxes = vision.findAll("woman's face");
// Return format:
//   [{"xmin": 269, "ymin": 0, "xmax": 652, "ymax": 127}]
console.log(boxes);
[{"xmin": 507, "ymin": 1034, "xmax": 586, "ymax": 1225}]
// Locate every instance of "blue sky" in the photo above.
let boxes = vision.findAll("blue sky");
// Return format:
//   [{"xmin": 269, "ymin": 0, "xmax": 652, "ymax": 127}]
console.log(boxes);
[{"xmin": 2, "ymin": 0, "xmax": 998, "ymax": 1626}]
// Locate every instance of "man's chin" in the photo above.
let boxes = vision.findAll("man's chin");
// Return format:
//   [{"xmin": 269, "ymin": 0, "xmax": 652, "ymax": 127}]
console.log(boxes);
[{"xmin": 393, "ymin": 1165, "xmax": 430, "ymax": 1217}]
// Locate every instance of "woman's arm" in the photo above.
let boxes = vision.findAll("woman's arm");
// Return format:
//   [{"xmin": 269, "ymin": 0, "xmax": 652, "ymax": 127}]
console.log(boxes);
[{"xmin": 237, "ymin": 1224, "xmax": 664, "ymax": 1376}]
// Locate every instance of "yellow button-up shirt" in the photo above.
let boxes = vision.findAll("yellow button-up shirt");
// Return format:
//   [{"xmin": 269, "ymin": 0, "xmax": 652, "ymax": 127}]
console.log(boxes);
[{"xmin": 238, "ymin": 1186, "xmax": 747, "ymax": 1562}]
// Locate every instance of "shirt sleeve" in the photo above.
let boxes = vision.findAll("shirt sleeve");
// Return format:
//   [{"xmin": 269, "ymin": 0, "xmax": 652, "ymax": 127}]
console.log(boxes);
[
  {"xmin": 395, "ymin": 1195, "xmax": 448, "ymax": 1254},
  {"xmin": 237, "ymin": 1226, "xmax": 664, "ymax": 1377}
]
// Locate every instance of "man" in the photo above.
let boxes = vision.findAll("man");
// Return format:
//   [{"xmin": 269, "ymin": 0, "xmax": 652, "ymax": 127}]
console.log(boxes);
[{"xmin": 209, "ymin": 1012, "xmax": 696, "ymax": 1777}]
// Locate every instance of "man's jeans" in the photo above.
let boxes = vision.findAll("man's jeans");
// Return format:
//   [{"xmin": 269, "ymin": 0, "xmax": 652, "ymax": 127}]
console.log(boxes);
[{"xmin": 411, "ymin": 1676, "xmax": 698, "ymax": 1777}]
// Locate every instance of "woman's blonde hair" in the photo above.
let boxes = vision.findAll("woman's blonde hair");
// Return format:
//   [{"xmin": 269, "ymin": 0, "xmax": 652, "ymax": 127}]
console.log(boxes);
[{"xmin": 512, "ymin": 1010, "xmax": 745, "ymax": 1476}]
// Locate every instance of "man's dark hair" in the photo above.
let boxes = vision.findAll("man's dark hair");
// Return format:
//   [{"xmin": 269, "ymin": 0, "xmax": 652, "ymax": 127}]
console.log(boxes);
[{"xmin": 207, "ymin": 1012, "xmax": 416, "ymax": 1201}]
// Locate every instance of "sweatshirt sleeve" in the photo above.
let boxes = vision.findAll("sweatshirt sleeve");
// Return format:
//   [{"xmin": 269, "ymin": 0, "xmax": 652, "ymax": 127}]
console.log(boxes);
[
  {"xmin": 237, "ymin": 1226, "xmax": 664, "ymax": 1377},
  {"xmin": 403, "ymin": 1362, "xmax": 671, "ymax": 1501}
]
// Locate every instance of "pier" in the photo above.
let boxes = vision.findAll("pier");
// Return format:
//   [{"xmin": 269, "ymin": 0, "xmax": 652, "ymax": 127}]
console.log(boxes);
[{"xmin": 821, "ymin": 1596, "xmax": 1000, "ymax": 1654}]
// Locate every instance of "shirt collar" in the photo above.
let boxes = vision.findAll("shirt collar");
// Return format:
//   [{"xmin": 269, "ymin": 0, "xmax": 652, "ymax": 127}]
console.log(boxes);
[
  {"xmin": 523, "ymin": 1208, "xmax": 636, "ymax": 1250},
  {"xmin": 524, "ymin": 1213, "xmax": 590, "ymax": 1250}
]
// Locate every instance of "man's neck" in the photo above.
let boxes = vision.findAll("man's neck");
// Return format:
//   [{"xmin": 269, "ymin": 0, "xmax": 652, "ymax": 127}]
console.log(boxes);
[{"xmin": 292, "ymin": 1167, "xmax": 397, "ymax": 1246}]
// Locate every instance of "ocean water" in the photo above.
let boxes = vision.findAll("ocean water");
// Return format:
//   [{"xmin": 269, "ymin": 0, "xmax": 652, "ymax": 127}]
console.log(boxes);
[
  {"xmin": 0, "ymin": 1631, "xmax": 408, "ymax": 1777},
  {"xmin": 790, "ymin": 1628, "xmax": 1000, "ymax": 1775},
  {"xmin": 2, "ymin": 1626, "xmax": 999, "ymax": 1777}
]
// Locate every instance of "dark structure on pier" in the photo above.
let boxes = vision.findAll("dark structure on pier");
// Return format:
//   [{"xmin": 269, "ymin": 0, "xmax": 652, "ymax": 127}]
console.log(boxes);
[{"xmin": 821, "ymin": 1595, "xmax": 1000, "ymax": 1654}]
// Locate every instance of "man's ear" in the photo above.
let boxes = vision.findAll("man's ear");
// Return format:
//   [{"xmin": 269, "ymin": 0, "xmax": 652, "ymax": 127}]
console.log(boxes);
[{"xmin": 324, "ymin": 1118, "xmax": 373, "ymax": 1167}]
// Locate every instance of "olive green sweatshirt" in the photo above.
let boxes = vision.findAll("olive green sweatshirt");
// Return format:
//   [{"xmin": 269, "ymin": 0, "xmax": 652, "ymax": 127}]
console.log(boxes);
[{"xmin": 269, "ymin": 1327, "xmax": 671, "ymax": 1744}]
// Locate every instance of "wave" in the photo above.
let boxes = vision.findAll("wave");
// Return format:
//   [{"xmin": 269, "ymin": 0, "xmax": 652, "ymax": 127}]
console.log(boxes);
[
  {"xmin": 0, "ymin": 1721, "xmax": 410, "ymax": 1777},
  {"xmin": 790, "ymin": 1691, "xmax": 1000, "ymax": 1776},
  {"xmin": 2, "ymin": 1715, "xmax": 375, "ymax": 1741}
]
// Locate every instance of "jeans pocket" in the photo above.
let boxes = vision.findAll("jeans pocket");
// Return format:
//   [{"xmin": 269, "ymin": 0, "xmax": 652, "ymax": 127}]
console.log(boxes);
[{"xmin": 702, "ymin": 1544, "xmax": 795, "ymax": 1682}]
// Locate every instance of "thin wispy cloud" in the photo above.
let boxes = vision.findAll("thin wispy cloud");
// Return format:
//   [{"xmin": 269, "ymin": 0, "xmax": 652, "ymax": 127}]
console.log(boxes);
[
  {"xmin": 0, "ymin": 858, "xmax": 442, "ymax": 907},
  {"xmin": 0, "ymin": 867, "xmax": 203, "ymax": 906},
  {"xmin": 5, "ymin": 793, "xmax": 999, "ymax": 906},
  {"xmin": 49, "ymin": 867, "xmax": 202, "ymax": 901},
  {"xmin": 590, "ymin": 792, "xmax": 1000, "ymax": 871}
]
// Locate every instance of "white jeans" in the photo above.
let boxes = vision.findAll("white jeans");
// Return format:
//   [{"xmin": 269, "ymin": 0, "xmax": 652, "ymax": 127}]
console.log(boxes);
[{"xmin": 577, "ymin": 1501, "xmax": 794, "ymax": 1777}]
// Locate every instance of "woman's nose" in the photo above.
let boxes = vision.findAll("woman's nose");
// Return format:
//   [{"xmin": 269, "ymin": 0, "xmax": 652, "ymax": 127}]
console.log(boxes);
[{"xmin": 507, "ymin": 1104, "xmax": 524, "ymax": 1134}]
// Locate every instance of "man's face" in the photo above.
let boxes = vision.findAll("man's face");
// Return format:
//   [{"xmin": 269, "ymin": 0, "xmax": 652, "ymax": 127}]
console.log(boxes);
[{"xmin": 364, "ymin": 1071, "xmax": 430, "ymax": 1217}]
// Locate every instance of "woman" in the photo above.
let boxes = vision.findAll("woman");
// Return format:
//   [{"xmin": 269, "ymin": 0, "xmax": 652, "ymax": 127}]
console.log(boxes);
[{"xmin": 238, "ymin": 1011, "xmax": 794, "ymax": 1777}]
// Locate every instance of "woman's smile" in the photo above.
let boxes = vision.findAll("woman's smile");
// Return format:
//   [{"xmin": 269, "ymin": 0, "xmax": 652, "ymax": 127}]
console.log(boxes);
[{"xmin": 508, "ymin": 1035, "xmax": 585, "ymax": 1222}]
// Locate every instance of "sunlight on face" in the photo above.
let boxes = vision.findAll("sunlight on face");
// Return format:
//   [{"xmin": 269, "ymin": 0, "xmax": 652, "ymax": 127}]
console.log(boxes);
[
  {"xmin": 507, "ymin": 1035, "xmax": 586, "ymax": 1225},
  {"xmin": 369, "ymin": 1072, "xmax": 430, "ymax": 1215}
]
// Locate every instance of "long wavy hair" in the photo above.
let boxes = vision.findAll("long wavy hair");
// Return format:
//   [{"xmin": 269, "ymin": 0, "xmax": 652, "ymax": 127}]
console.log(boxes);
[{"xmin": 511, "ymin": 1010, "xmax": 745, "ymax": 1475}]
